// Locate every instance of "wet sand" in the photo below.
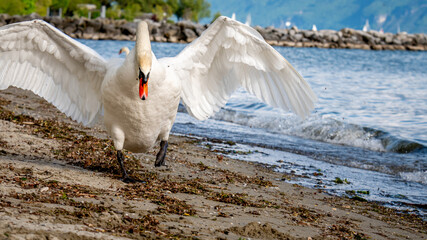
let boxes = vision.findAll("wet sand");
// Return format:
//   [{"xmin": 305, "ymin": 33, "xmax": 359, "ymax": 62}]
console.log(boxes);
[{"xmin": 0, "ymin": 87, "xmax": 425, "ymax": 239}]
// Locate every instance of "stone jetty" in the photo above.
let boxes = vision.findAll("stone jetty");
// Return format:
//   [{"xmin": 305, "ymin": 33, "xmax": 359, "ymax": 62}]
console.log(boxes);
[{"xmin": 1, "ymin": 13, "xmax": 426, "ymax": 51}]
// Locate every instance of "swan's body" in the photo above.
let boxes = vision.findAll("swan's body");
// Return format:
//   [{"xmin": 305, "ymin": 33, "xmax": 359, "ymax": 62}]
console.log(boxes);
[
  {"xmin": 0, "ymin": 17, "xmax": 317, "ymax": 181},
  {"xmin": 103, "ymin": 51, "xmax": 180, "ymax": 152}
]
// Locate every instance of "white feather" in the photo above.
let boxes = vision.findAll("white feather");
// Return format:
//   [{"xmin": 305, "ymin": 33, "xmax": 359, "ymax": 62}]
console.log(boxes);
[
  {"xmin": 27, "ymin": 30, "xmax": 36, "ymax": 40},
  {"xmin": 7, "ymin": 41, "xmax": 15, "ymax": 50}
]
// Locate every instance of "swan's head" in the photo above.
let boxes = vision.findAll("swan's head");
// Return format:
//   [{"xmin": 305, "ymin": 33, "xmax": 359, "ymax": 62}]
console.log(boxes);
[
  {"xmin": 135, "ymin": 21, "xmax": 152, "ymax": 100},
  {"xmin": 119, "ymin": 47, "xmax": 130, "ymax": 56}
]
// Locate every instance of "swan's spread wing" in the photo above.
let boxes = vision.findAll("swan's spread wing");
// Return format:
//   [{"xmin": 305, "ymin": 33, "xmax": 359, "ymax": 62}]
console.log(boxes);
[
  {"xmin": 0, "ymin": 20, "xmax": 107, "ymax": 125},
  {"xmin": 172, "ymin": 16, "xmax": 317, "ymax": 120}
]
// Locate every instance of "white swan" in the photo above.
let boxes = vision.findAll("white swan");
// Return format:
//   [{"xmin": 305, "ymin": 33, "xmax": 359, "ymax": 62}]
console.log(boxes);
[
  {"xmin": 119, "ymin": 47, "xmax": 130, "ymax": 56},
  {"xmin": 0, "ymin": 17, "xmax": 317, "ymax": 182}
]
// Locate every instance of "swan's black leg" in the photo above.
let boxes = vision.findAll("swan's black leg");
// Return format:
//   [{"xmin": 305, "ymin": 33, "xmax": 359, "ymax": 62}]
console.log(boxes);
[
  {"xmin": 117, "ymin": 150, "xmax": 139, "ymax": 183},
  {"xmin": 155, "ymin": 140, "xmax": 168, "ymax": 167}
]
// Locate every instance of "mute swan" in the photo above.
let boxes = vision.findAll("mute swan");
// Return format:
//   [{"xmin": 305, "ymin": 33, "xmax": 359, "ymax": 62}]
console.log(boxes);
[
  {"xmin": 0, "ymin": 17, "xmax": 317, "ymax": 182},
  {"xmin": 119, "ymin": 47, "xmax": 130, "ymax": 56}
]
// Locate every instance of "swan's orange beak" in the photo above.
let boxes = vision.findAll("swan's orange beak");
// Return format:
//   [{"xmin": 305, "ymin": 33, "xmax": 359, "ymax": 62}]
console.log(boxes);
[
  {"xmin": 139, "ymin": 79, "xmax": 148, "ymax": 100},
  {"xmin": 139, "ymin": 69, "xmax": 149, "ymax": 100}
]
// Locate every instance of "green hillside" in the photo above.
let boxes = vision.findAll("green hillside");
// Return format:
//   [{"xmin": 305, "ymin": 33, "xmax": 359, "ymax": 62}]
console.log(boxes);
[{"xmin": 208, "ymin": 0, "xmax": 427, "ymax": 33}]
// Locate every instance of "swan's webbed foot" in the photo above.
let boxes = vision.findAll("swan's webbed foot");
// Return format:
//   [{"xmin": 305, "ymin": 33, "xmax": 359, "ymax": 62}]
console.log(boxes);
[
  {"xmin": 117, "ymin": 150, "xmax": 142, "ymax": 183},
  {"xmin": 155, "ymin": 140, "xmax": 168, "ymax": 167}
]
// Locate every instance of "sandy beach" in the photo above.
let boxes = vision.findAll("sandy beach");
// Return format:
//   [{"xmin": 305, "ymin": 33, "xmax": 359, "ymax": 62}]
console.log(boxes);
[{"xmin": 0, "ymin": 87, "xmax": 425, "ymax": 239}]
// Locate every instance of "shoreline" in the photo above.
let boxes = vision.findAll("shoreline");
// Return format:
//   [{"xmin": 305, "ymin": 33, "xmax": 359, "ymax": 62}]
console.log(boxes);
[
  {"xmin": 1, "ymin": 13, "xmax": 426, "ymax": 51},
  {"xmin": 0, "ymin": 87, "xmax": 426, "ymax": 239}
]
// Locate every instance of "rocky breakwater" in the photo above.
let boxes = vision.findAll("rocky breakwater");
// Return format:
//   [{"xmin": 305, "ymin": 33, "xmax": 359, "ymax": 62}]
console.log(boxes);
[
  {"xmin": 256, "ymin": 26, "xmax": 427, "ymax": 51},
  {"xmin": 1, "ymin": 13, "xmax": 426, "ymax": 51},
  {"xmin": 0, "ymin": 13, "xmax": 205, "ymax": 44}
]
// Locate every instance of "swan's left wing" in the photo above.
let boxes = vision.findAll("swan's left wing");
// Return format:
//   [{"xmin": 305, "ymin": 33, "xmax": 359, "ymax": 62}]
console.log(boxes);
[
  {"xmin": 168, "ymin": 16, "xmax": 317, "ymax": 120},
  {"xmin": 0, "ymin": 20, "xmax": 107, "ymax": 126}
]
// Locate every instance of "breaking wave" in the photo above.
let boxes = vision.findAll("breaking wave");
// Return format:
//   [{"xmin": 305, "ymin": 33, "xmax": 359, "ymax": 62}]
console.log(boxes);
[{"xmin": 209, "ymin": 107, "xmax": 426, "ymax": 154}]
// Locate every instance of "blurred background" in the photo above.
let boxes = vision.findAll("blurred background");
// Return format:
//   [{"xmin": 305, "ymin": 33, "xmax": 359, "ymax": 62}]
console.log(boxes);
[{"xmin": 1, "ymin": 0, "xmax": 426, "ymax": 33}]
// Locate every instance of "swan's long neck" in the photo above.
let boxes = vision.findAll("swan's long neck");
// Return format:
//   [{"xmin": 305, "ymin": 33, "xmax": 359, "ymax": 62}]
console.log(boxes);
[{"xmin": 135, "ymin": 21, "xmax": 152, "ymax": 71}]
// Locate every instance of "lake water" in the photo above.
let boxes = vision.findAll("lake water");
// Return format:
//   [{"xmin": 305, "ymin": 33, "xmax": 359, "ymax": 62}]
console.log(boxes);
[{"xmin": 78, "ymin": 39, "xmax": 427, "ymax": 217}]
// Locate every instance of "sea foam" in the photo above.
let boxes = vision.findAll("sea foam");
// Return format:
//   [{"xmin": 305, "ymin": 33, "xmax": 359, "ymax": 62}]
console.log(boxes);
[{"xmin": 399, "ymin": 171, "xmax": 427, "ymax": 185}]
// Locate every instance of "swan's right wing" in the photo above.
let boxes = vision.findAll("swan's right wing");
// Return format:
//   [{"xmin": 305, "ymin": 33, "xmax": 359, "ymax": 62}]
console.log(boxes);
[{"xmin": 0, "ymin": 20, "xmax": 107, "ymax": 125}]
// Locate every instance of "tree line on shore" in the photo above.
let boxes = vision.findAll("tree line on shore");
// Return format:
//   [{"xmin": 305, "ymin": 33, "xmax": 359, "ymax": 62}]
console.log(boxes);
[{"xmin": 0, "ymin": 0, "xmax": 215, "ymax": 23}]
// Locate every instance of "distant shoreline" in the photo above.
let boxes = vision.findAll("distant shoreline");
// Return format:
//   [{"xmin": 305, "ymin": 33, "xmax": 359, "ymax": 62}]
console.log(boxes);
[{"xmin": 1, "ymin": 13, "xmax": 426, "ymax": 51}]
